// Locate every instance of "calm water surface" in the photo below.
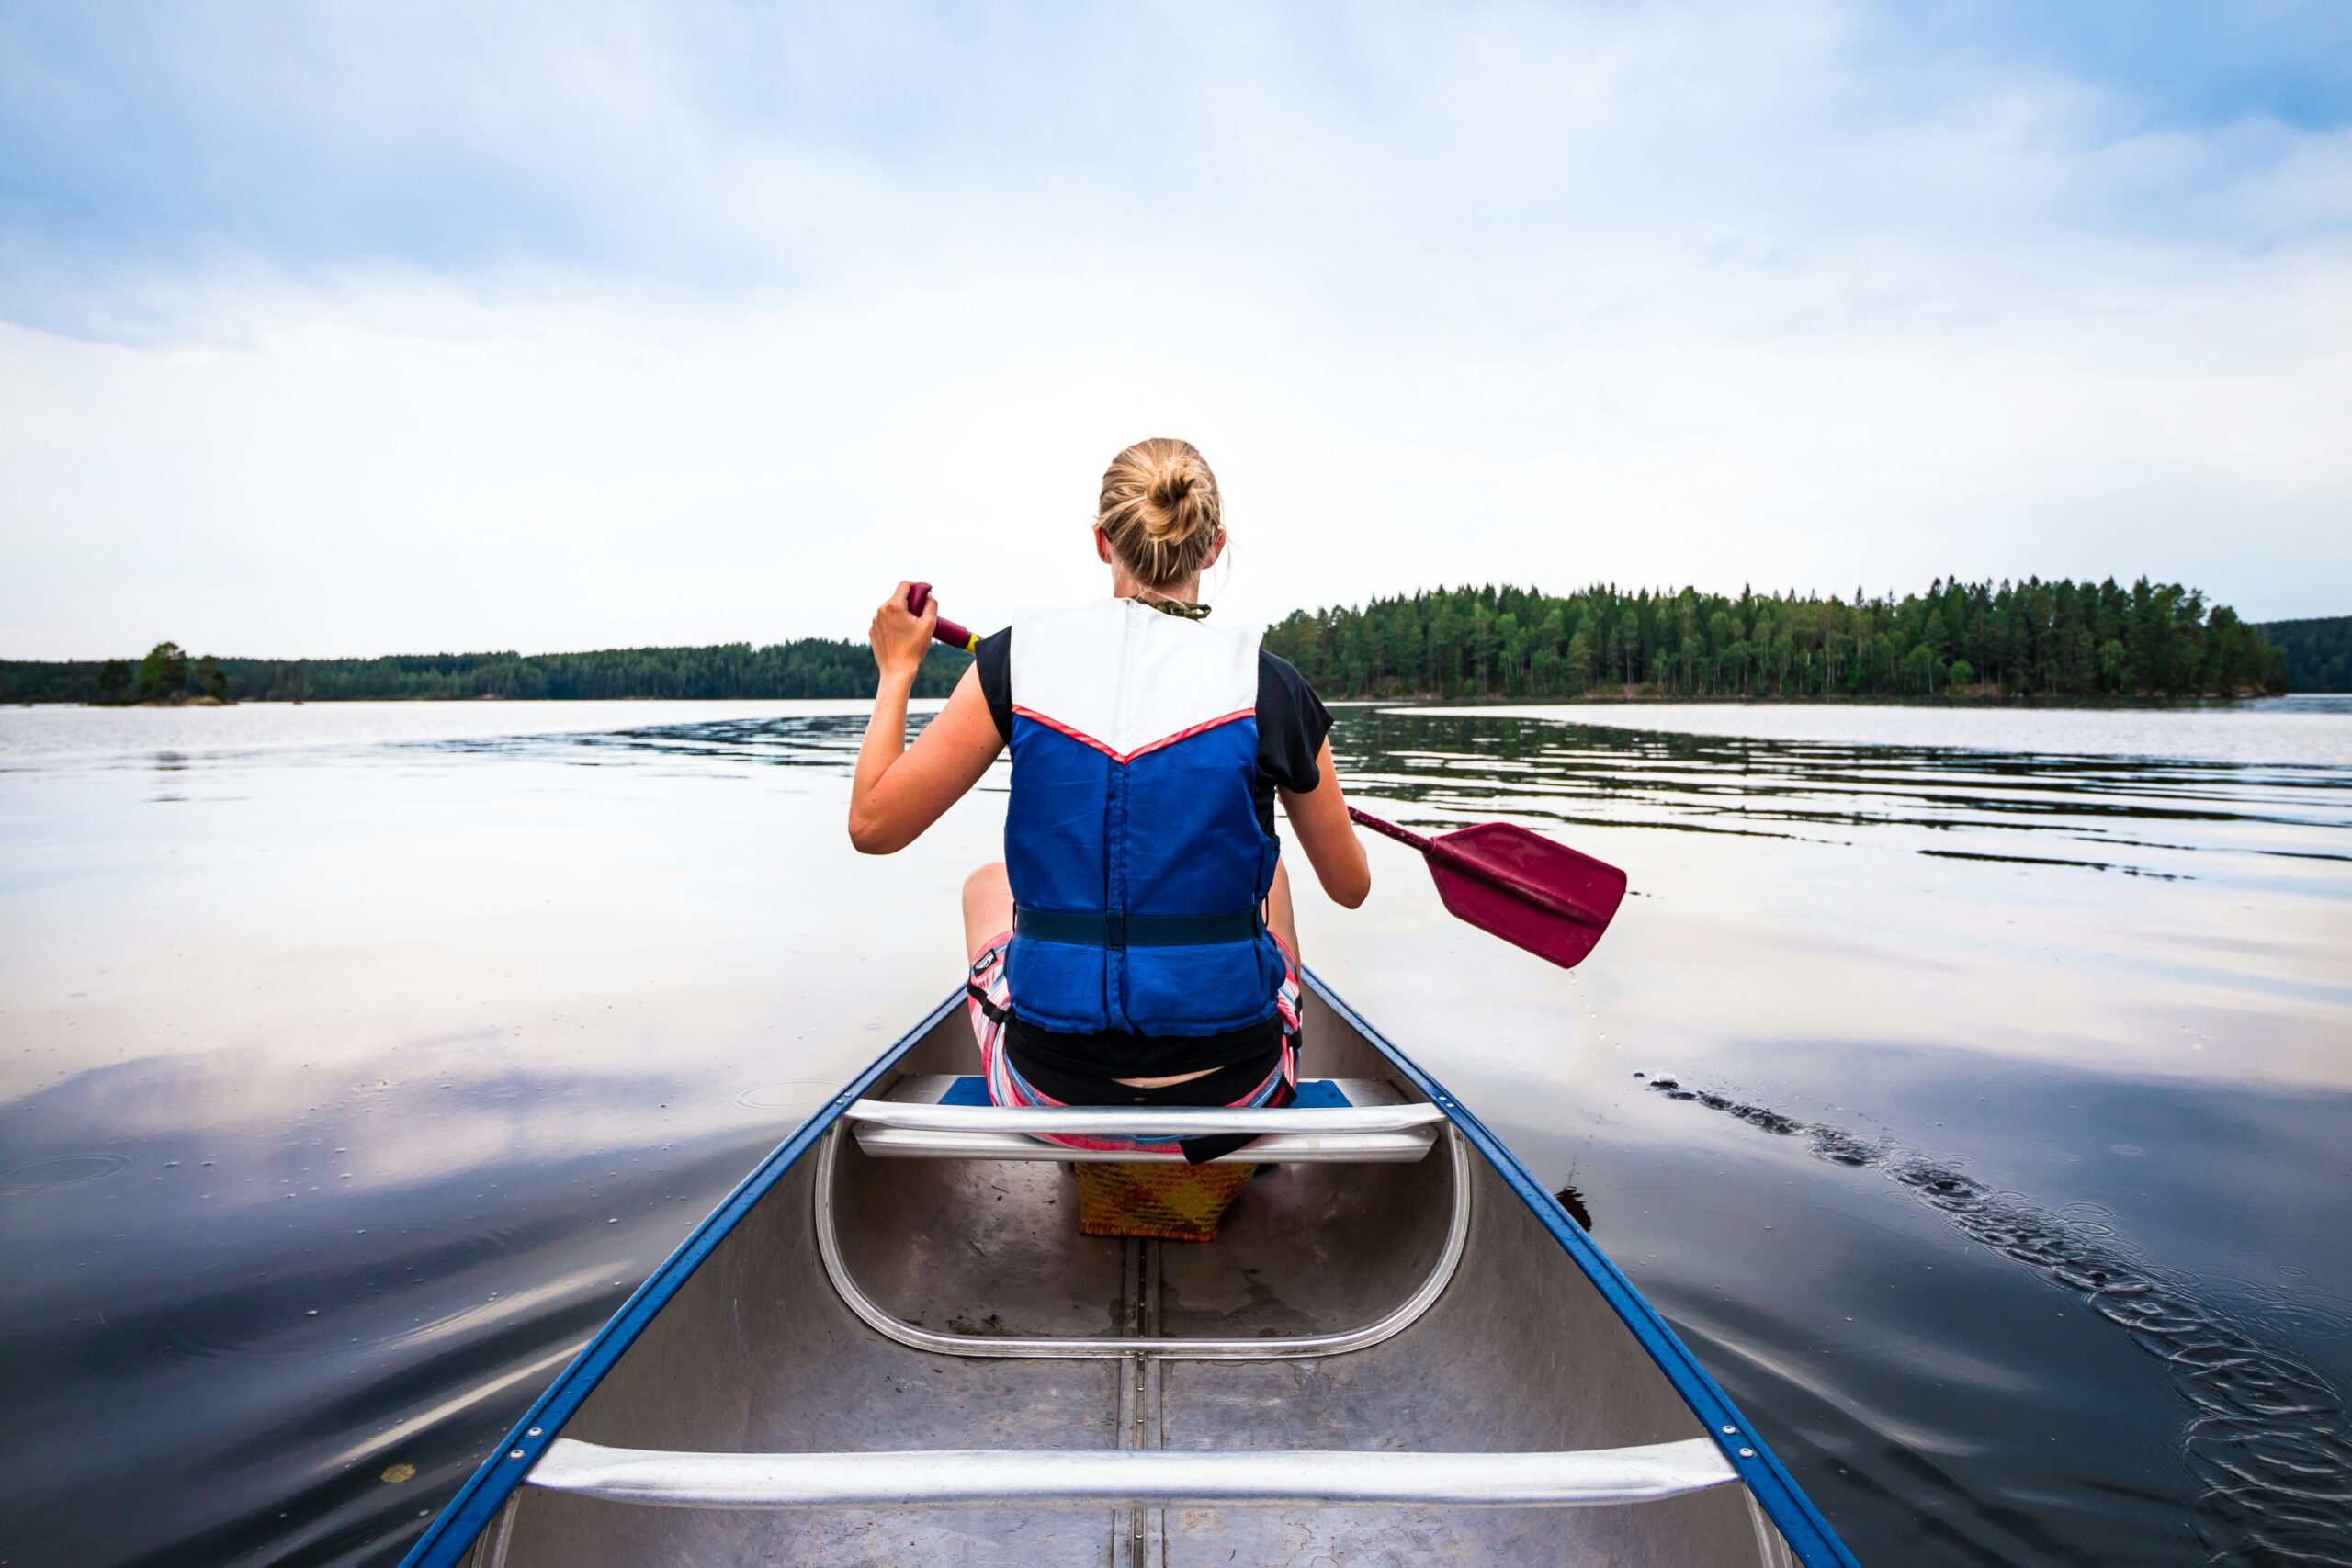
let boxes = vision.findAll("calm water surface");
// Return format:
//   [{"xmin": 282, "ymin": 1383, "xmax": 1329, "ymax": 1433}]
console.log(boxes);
[{"xmin": 3, "ymin": 697, "xmax": 2349, "ymax": 1566}]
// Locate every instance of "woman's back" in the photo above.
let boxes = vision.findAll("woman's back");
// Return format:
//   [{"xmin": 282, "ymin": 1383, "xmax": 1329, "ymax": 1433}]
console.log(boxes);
[
  {"xmin": 846, "ymin": 435, "xmax": 1370, "ymax": 1111},
  {"xmin": 977, "ymin": 597, "xmax": 1329, "ymax": 1069}
]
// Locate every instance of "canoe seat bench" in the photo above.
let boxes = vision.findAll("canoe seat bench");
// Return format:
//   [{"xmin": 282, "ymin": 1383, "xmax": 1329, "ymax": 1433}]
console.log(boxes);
[
  {"xmin": 842, "ymin": 1077, "xmax": 1444, "ymax": 1164},
  {"xmin": 525, "ymin": 1436, "xmax": 1741, "ymax": 1511}
]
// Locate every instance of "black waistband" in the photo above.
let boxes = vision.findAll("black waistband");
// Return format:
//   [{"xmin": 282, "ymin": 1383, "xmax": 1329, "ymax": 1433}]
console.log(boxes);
[
  {"xmin": 1003, "ymin": 1029, "xmax": 1293, "ymax": 1166},
  {"xmin": 1002, "ymin": 1036, "xmax": 1285, "ymax": 1107},
  {"xmin": 1006, "ymin": 1011, "xmax": 1283, "ymax": 1082},
  {"xmin": 1013, "ymin": 906, "xmax": 1261, "ymax": 948}
]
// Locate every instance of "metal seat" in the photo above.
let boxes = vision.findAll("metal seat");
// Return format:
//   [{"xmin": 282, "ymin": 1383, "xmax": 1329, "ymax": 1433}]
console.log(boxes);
[
  {"xmin": 844, "ymin": 1077, "xmax": 1443, "ymax": 1164},
  {"xmin": 526, "ymin": 1436, "xmax": 1740, "ymax": 1510}
]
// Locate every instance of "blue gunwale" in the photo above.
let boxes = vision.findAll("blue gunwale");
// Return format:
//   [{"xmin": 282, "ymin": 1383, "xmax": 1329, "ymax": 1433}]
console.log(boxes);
[
  {"xmin": 401, "ymin": 974, "xmax": 1859, "ymax": 1568},
  {"xmin": 397, "ymin": 989, "xmax": 963, "ymax": 1568},
  {"xmin": 1306, "ymin": 971, "xmax": 1861, "ymax": 1568}
]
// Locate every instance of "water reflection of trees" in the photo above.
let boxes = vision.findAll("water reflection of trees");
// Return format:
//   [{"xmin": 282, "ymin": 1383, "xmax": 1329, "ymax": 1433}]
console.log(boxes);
[
  {"xmin": 418, "ymin": 707, "xmax": 2352, "ymax": 874},
  {"xmin": 1335, "ymin": 709, "xmax": 2352, "ymax": 864}
]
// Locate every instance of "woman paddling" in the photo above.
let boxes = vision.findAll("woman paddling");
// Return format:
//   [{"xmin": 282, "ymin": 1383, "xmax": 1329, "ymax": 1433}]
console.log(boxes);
[{"xmin": 847, "ymin": 437, "xmax": 1370, "ymax": 1164}]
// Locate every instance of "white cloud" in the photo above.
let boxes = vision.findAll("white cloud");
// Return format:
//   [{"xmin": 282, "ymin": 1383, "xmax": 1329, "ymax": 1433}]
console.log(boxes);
[{"xmin": 2, "ymin": 0, "xmax": 2347, "ymax": 657}]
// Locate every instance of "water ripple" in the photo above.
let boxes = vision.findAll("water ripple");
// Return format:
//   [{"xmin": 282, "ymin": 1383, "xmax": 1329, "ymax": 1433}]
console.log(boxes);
[{"xmin": 1649, "ymin": 1077, "xmax": 2352, "ymax": 1565}]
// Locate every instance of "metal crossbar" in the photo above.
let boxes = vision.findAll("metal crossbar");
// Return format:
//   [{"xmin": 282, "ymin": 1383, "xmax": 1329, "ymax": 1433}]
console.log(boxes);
[
  {"xmin": 844, "ymin": 1077, "xmax": 1444, "ymax": 1165},
  {"xmin": 526, "ymin": 1438, "xmax": 1740, "ymax": 1510},
  {"xmin": 841, "ymin": 1100, "xmax": 1447, "ymax": 1137}
]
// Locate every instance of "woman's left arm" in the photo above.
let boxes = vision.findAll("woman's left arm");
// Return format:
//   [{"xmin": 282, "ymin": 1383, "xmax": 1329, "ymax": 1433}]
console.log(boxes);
[{"xmin": 848, "ymin": 583, "xmax": 1004, "ymax": 854}]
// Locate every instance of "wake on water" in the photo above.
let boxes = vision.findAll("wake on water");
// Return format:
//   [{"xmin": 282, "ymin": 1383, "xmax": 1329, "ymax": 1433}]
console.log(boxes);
[{"xmin": 1647, "ymin": 1077, "xmax": 2352, "ymax": 1566}]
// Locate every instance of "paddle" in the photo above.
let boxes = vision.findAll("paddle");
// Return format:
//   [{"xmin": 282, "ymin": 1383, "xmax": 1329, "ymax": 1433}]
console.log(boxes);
[
  {"xmin": 901, "ymin": 583, "xmax": 1628, "ymax": 968},
  {"xmin": 904, "ymin": 583, "xmax": 979, "ymax": 654},
  {"xmin": 1345, "ymin": 807, "xmax": 1626, "ymax": 969}
]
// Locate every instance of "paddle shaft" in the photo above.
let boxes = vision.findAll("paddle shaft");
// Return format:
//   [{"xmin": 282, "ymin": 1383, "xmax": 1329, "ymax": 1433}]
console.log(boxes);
[
  {"xmin": 1348, "ymin": 805, "xmax": 1433, "ymax": 854},
  {"xmin": 904, "ymin": 583, "xmax": 978, "ymax": 655}
]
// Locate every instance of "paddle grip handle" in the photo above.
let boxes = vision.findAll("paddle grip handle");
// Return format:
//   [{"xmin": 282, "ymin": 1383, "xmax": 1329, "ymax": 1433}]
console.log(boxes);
[
  {"xmin": 905, "ymin": 582, "xmax": 979, "ymax": 655},
  {"xmin": 1349, "ymin": 805, "xmax": 1433, "ymax": 853}
]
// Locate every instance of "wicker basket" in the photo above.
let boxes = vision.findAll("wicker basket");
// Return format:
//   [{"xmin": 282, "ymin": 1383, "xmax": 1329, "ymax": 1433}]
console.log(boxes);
[{"xmin": 1074, "ymin": 1161, "xmax": 1258, "ymax": 1242}]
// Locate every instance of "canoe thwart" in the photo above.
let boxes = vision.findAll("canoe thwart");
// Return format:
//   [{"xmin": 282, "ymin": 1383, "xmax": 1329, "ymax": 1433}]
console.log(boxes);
[
  {"xmin": 844, "ymin": 1092, "xmax": 1446, "ymax": 1135},
  {"xmin": 524, "ymin": 1437, "xmax": 1741, "ymax": 1511},
  {"xmin": 845, "ymin": 1077, "xmax": 1442, "ymax": 1164}
]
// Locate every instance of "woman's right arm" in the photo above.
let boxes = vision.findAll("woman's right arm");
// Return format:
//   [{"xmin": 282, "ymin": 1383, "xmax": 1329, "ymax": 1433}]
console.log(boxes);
[
  {"xmin": 847, "ymin": 584, "xmax": 1003, "ymax": 853},
  {"xmin": 1278, "ymin": 738, "xmax": 1371, "ymax": 908}
]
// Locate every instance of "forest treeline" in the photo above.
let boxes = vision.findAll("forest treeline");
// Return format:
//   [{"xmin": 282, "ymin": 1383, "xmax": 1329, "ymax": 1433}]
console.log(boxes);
[
  {"xmin": 1262, "ymin": 579, "xmax": 2289, "ymax": 700},
  {"xmin": 0, "ymin": 638, "xmax": 970, "ymax": 705},
  {"xmin": 2253, "ymin": 615, "xmax": 2352, "ymax": 694},
  {"xmin": 3, "ymin": 580, "xmax": 2328, "ymax": 705}
]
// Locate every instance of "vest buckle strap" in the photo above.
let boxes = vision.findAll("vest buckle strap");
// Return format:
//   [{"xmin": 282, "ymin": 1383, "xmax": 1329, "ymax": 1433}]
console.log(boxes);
[{"xmin": 1014, "ymin": 907, "xmax": 1261, "ymax": 949}]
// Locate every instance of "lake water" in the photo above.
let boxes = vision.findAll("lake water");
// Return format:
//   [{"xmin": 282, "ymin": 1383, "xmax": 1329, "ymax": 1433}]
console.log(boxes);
[{"xmin": 3, "ymin": 697, "xmax": 2349, "ymax": 1566}]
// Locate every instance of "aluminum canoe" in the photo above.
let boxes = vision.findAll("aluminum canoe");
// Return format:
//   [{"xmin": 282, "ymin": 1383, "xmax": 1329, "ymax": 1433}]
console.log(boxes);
[{"xmin": 402, "ymin": 971, "xmax": 1860, "ymax": 1567}]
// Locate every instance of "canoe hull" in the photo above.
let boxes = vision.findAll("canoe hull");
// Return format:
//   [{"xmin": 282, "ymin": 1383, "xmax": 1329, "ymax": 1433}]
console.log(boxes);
[{"xmin": 407, "ymin": 976, "xmax": 1851, "ymax": 1568}]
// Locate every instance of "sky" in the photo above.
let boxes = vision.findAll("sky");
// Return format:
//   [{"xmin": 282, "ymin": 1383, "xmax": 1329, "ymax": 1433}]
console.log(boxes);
[{"xmin": 3, "ymin": 0, "xmax": 2348, "ymax": 660}]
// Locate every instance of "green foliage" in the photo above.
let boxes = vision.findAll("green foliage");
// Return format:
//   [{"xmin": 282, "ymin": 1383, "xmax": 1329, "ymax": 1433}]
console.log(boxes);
[
  {"xmin": 1263, "ymin": 579, "xmax": 2288, "ymax": 701},
  {"xmin": 2255, "ymin": 615, "xmax": 2352, "ymax": 693},
  {"xmin": 7, "ymin": 589, "xmax": 2311, "ymax": 706},
  {"xmin": 135, "ymin": 641, "xmax": 188, "ymax": 701},
  {"xmin": 0, "ymin": 638, "xmax": 971, "ymax": 705}
]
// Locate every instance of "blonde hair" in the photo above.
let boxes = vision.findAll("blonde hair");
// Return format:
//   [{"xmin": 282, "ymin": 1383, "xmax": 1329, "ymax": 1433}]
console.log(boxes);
[{"xmin": 1096, "ymin": 438, "xmax": 1222, "ymax": 590}]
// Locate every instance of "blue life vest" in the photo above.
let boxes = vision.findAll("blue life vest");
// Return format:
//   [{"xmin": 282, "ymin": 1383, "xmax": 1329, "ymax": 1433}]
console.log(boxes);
[{"xmin": 1003, "ymin": 599, "xmax": 1286, "ymax": 1037}]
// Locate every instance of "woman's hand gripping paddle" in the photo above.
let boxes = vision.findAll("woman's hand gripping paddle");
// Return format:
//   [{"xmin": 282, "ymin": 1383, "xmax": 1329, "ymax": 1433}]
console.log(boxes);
[
  {"xmin": 904, "ymin": 583, "xmax": 978, "ymax": 653},
  {"xmin": 1346, "ymin": 807, "xmax": 1626, "ymax": 969},
  {"xmin": 902, "ymin": 582, "xmax": 1628, "ymax": 966}
]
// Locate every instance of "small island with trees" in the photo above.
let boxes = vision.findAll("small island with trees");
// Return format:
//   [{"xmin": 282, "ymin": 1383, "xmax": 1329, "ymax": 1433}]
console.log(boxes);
[
  {"xmin": 87, "ymin": 641, "xmax": 233, "ymax": 705},
  {"xmin": 3, "ymin": 579, "xmax": 2342, "ymax": 707}
]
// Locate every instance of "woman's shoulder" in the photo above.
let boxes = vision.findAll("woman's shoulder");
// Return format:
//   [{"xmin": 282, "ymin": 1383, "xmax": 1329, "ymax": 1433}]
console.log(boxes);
[
  {"xmin": 1254, "ymin": 649, "xmax": 1332, "ymax": 786},
  {"xmin": 973, "ymin": 626, "xmax": 1012, "ymax": 741},
  {"xmin": 1257, "ymin": 646, "xmax": 1321, "ymax": 703}
]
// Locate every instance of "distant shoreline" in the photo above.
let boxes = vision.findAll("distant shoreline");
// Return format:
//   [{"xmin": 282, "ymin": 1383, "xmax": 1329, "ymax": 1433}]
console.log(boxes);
[
  {"xmin": 5, "ymin": 592, "xmax": 2346, "ymax": 703},
  {"xmin": 13, "ymin": 691, "xmax": 2326, "ymax": 713}
]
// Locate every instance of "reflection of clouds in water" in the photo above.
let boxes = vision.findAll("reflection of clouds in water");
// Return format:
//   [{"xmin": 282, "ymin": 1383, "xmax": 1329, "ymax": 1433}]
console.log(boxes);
[
  {"xmin": 0, "ymin": 1044, "xmax": 800, "ymax": 1566},
  {"xmin": 424, "ymin": 712, "xmax": 874, "ymax": 771},
  {"xmin": 0, "ymin": 699, "xmax": 899, "ymax": 767},
  {"xmin": 5, "ymin": 696, "xmax": 2346, "ymax": 1565},
  {"xmin": 420, "ymin": 709, "xmax": 1010, "ymax": 789},
  {"xmin": 0, "ymin": 1043, "xmax": 804, "ymax": 1243},
  {"xmin": 1649, "ymin": 1077, "xmax": 2352, "ymax": 1565}
]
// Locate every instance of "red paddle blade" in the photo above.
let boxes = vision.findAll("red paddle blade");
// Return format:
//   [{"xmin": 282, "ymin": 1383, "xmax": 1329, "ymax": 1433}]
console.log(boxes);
[{"xmin": 1422, "ymin": 821, "xmax": 1628, "ymax": 969}]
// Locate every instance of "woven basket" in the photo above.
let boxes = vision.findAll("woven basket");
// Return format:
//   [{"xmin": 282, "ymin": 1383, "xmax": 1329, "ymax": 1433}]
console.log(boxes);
[{"xmin": 1075, "ymin": 1160, "xmax": 1257, "ymax": 1242}]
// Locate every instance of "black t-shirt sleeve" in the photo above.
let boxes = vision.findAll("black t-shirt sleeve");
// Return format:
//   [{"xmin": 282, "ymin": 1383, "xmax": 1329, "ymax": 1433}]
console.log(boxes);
[
  {"xmin": 974, "ymin": 627, "xmax": 1013, "ymax": 742},
  {"xmin": 1255, "ymin": 649, "xmax": 1332, "ymax": 795}
]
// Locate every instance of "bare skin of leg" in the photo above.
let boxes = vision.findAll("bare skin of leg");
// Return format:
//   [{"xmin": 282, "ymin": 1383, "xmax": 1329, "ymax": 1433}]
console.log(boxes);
[
  {"xmin": 962, "ymin": 861, "xmax": 1013, "ymax": 964},
  {"xmin": 1262, "ymin": 857, "xmax": 1300, "ymax": 964},
  {"xmin": 959, "ymin": 859, "xmax": 1303, "ymax": 1089}
]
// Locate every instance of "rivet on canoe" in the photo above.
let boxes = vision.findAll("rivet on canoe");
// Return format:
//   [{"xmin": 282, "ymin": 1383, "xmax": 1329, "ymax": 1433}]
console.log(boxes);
[
  {"xmin": 1738, "ymin": 1448, "xmax": 1756, "ymax": 1459},
  {"xmin": 508, "ymin": 1450, "xmax": 526, "ymax": 1461},
  {"xmin": 526, "ymin": 1427, "xmax": 542, "ymax": 1437},
  {"xmin": 1721, "ymin": 1425, "xmax": 1737, "ymax": 1435}
]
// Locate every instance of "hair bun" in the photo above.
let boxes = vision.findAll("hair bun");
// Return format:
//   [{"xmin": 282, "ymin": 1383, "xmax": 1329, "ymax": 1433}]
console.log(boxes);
[
  {"xmin": 1096, "ymin": 438, "xmax": 1224, "ymax": 587},
  {"xmin": 1149, "ymin": 461, "xmax": 1196, "ymax": 511},
  {"xmin": 1146, "ymin": 459, "xmax": 1204, "ymax": 539}
]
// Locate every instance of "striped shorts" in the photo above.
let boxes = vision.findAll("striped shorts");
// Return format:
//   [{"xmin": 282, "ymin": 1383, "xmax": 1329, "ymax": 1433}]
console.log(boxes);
[{"xmin": 966, "ymin": 932, "xmax": 1301, "ymax": 1155}]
